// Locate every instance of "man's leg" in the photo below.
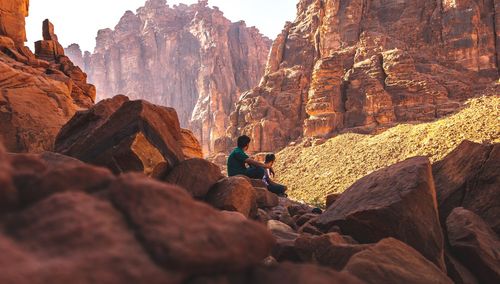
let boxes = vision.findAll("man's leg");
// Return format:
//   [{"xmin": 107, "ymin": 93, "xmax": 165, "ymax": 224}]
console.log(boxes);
[{"xmin": 245, "ymin": 166, "xmax": 265, "ymax": 179}]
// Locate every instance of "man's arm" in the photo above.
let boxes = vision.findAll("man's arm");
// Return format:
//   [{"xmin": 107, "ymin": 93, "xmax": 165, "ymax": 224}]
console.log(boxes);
[{"xmin": 245, "ymin": 158, "xmax": 270, "ymax": 169}]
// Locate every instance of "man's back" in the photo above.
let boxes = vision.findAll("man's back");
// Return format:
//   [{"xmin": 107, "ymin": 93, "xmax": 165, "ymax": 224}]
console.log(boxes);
[{"xmin": 227, "ymin": 147, "xmax": 249, "ymax": 176}]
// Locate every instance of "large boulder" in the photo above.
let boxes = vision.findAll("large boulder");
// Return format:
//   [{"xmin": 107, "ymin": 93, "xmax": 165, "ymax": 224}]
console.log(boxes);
[
  {"xmin": 433, "ymin": 140, "xmax": 500, "ymax": 235},
  {"xmin": 1, "ymin": 191, "xmax": 176, "ymax": 284},
  {"xmin": 343, "ymin": 238, "xmax": 453, "ymax": 284},
  {"xmin": 446, "ymin": 208, "xmax": 500, "ymax": 284},
  {"xmin": 206, "ymin": 176, "xmax": 258, "ymax": 218},
  {"xmin": 55, "ymin": 97, "xmax": 187, "ymax": 174},
  {"xmin": 164, "ymin": 158, "xmax": 223, "ymax": 198},
  {"xmin": 294, "ymin": 233, "xmax": 372, "ymax": 270},
  {"xmin": 316, "ymin": 157, "xmax": 446, "ymax": 270},
  {"xmin": 109, "ymin": 173, "xmax": 274, "ymax": 274}
]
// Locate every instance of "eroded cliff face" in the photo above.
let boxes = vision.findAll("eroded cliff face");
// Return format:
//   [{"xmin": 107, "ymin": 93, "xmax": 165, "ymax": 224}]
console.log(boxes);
[
  {"xmin": 68, "ymin": 0, "xmax": 271, "ymax": 154},
  {"xmin": 228, "ymin": 0, "xmax": 500, "ymax": 153},
  {"xmin": 0, "ymin": 0, "xmax": 95, "ymax": 153}
]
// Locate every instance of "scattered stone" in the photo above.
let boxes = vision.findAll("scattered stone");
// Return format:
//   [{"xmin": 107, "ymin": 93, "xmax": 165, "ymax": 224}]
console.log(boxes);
[{"xmin": 206, "ymin": 176, "xmax": 257, "ymax": 218}]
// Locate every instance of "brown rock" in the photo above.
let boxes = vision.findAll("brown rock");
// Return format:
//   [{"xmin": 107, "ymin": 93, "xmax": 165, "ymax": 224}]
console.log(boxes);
[
  {"xmin": 42, "ymin": 19, "xmax": 57, "ymax": 41},
  {"xmin": 326, "ymin": 193, "xmax": 341, "ymax": 209},
  {"xmin": 109, "ymin": 173, "xmax": 274, "ymax": 274},
  {"xmin": 254, "ymin": 187, "xmax": 279, "ymax": 209},
  {"xmin": 0, "ymin": 5, "xmax": 95, "ymax": 153},
  {"xmin": 2, "ymin": 191, "xmax": 177, "ymax": 284},
  {"xmin": 446, "ymin": 208, "xmax": 500, "ymax": 284},
  {"xmin": 250, "ymin": 263, "xmax": 364, "ymax": 284},
  {"xmin": 445, "ymin": 251, "xmax": 479, "ymax": 284},
  {"xmin": 71, "ymin": 2, "xmax": 271, "ymax": 154},
  {"xmin": 294, "ymin": 233, "xmax": 372, "ymax": 270},
  {"xmin": 164, "ymin": 158, "xmax": 223, "ymax": 198},
  {"xmin": 344, "ymin": 238, "xmax": 452, "ymax": 284},
  {"xmin": 55, "ymin": 98, "xmax": 186, "ymax": 174},
  {"xmin": 206, "ymin": 176, "xmax": 257, "ymax": 218},
  {"xmin": 0, "ymin": 143, "xmax": 17, "ymax": 211},
  {"xmin": 433, "ymin": 140, "xmax": 500, "ymax": 235},
  {"xmin": 0, "ymin": 0, "xmax": 29, "ymax": 45},
  {"xmin": 228, "ymin": 0, "xmax": 499, "ymax": 152},
  {"xmin": 180, "ymin": 129, "xmax": 203, "ymax": 159},
  {"xmin": 316, "ymin": 157, "xmax": 446, "ymax": 270}
]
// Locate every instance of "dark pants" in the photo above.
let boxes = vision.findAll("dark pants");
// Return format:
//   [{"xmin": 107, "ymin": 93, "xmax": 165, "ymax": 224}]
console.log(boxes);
[
  {"xmin": 244, "ymin": 166, "xmax": 265, "ymax": 179},
  {"xmin": 268, "ymin": 183, "xmax": 286, "ymax": 195}
]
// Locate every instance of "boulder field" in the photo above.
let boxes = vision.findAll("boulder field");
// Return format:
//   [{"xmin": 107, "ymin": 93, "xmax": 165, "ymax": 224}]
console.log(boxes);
[{"xmin": 1, "ymin": 93, "xmax": 499, "ymax": 283}]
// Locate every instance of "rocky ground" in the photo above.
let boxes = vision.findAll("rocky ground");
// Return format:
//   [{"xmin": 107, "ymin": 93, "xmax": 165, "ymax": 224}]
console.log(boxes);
[{"xmin": 275, "ymin": 92, "xmax": 500, "ymax": 206}]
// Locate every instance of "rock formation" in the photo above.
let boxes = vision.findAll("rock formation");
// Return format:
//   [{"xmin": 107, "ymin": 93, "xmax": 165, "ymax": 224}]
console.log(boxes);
[
  {"xmin": 66, "ymin": 0, "xmax": 271, "ymax": 154},
  {"xmin": 228, "ymin": 0, "xmax": 500, "ymax": 152},
  {"xmin": 0, "ymin": 0, "xmax": 95, "ymax": 153}
]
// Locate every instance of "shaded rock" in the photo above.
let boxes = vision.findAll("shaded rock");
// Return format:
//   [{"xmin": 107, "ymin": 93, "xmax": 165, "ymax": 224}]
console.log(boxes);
[
  {"xmin": 0, "ymin": 144, "xmax": 17, "ymax": 211},
  {"xmin": 2, "ymin": 191, "xmax": 177, "ymax": 284},
  {"xmin": 109, "ymin": 173, "xmax": 274, "ymax": 274},
  {"xmin": 254, "ymin": 187, "xmax": 279, "ymax": 209},
  {"xmin": 268, "ymin": 220, "xmax": 301, "ymax": 262},
  {"xmin": 326, "ymin": 193, "xmax": 340, "ymax": 209},
  {"xmin": 344, "ymin": 238, "xmax": 453, "ymax": 284},
  {"xmin": 446, "ymin": 208, "xmax": 500, "ymax": 284},
  {"xmin": 206, "ymin": 176, "xmax": 257, "ymax": 218},
  {"xmin": 164, "ymin": 158, "xmax": 223, "ymax": 198},
  {"xmin": 55, "ymin": 98, "xmax": 186, "ymax": 174},
  {"xmin": 8, "ymin": 152, "xmax": 115, "ymax": 207},
  {"xmin": 433, "ymin": 140, "xmax": 500, "ymax": 235},
  {"xmin": 316, "ymin": 157, "xmax": 446, "ymax": 270},
  {"xmin": 294, "ymin": 233, "xmax": 372, "ymax": 270},
  {"xmin": 445, "ymin": 251, "xmax": 479, "ymax": 284}
]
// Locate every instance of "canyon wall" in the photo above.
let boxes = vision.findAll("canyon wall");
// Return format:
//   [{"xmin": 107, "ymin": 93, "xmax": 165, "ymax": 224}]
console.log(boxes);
[
  {"xmin": 0, "ymin": 0, "xmax": 95, "ymax": 153},
  {"xmin": 227, "ymin": 0, "xmax": 500, "ymax": 153},
  {"xmin": 67, "ymin": 0, "xmax": 271, "ymax": 154}
]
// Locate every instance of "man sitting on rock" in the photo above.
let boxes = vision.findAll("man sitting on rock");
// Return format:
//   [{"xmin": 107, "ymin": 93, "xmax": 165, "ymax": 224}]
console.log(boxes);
[
  {"xmin": 227, "ymin": 135, "xmax": 270, "ymax": 179},
  {"xmin": 263, "ymin": 154, "xmax": 288, "ymax": 197}
]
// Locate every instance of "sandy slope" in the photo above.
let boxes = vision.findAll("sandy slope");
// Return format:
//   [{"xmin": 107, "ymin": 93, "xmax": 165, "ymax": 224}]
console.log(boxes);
[{"xmin": 274, "ymin": 95, "xmax": 500, "ymax": 206}]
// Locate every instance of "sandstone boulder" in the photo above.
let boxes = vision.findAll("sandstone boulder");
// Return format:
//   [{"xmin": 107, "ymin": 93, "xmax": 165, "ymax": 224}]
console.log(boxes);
[
  {"xmin": 446, "ymin": 208, "xmax": 500, "ymax": 284},
  {"xmin": 164, "ymin": 158, "xmax": 223, "ymax": 198},
  {"xmin": 206, "ymin": 176, "xmax": 257, "ymax": 218},
  {"xmin": 180, "ymin": 129, "xmax": 203, "ymax": 159},
  {"xmin": 254, "ymin": 187, "xmax": 279, "ymax": 209},
  {"xmin": 316, "ymin": 157, "xmax": 446, "ymax": 270},
  {"xmin": 433, "ymin": 140, "xmax": 500, "ymax": 235},
  {"xmin": 294, "ymin": 233, "xmax": 372, "ymax": 270},
  {"xmin": 1, "ymin": 191, "xmax": 176, "ymax": 284},
  {"xmin": 109, "ymin": 173, "xmax": 274, "ymax": 274},
  {"xmin": 55, "ymin": 98, "xmax": 186, "ymax": 174},
  {"xmin": 344, "ymin": 238, "xmax": 453, "ymax": 284}
]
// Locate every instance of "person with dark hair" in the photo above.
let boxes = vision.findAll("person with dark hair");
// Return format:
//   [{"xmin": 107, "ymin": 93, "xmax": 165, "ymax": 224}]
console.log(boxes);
[
  {"xmin": 227, "ymin": 135, "xmax": 270, "ymax": 179},
  {"xmin": 263, "ymin": 153, "xmax": 288, "ymax": 197}
]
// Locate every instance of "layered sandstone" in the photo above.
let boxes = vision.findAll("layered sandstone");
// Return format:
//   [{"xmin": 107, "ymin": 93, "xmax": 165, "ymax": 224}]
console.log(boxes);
[
  {"xmin": 228, "ymin": 0, "xmax": 500, "ymax": 152},
  {"xmin": 66, "ymin": 0, "xmax": 271, "ymax": 154},
  {"xmin": 0, "ymin": 1, "xmax": 95, "ymax": 153}
]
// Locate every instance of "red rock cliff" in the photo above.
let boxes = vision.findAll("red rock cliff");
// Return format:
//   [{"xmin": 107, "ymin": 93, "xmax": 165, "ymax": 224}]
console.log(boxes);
[
  {"xmin": 228, "ymin": 0, "xmax": 500, "ymax": 152},
  {"xmin": 0, "ymin": 0, "xmax": 95, "ymax": 153},
  {"xmin": 67, "ymin": 0, "xmax": 271, "ymax": 154}
]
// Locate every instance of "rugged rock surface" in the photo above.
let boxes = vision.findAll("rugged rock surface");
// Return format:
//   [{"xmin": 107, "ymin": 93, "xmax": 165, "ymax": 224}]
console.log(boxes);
[
  {"xmin": 228, "ymin": 0, "xmax": 500, "ymax": 152},
  {"xmin": 316, "ymin": 157, "xmax": 446, "ymax": 270},
  {"xmin": 433, "ymin": 140, "xmax": 500, "ymax": 235},
  {"xmin": 446, "ymin": 207, "xmax": 500, "ymax": 283},
  {"xmin": 0, "ymin": 2, "xmax": 95, "ymax": 153},
  {"xmin": 54, "ymin": 95, "xmax": 202, "ymax": 175},
  {"xmin": 206, "ymin": 176, "xmax": 257, "ymax": 218},
  {"xmin": 343, "ymin": 238, "xmax": 453, "ymax": 284},
  {"xmin": 66, "ymin": 0, "xmax": 271, "ymax": 154}
]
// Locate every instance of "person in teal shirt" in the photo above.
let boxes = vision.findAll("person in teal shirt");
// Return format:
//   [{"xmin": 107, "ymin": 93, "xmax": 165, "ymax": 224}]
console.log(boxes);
[{"xmin": 227, "ymin": 135, "xmax": 271, "ymax": 178}]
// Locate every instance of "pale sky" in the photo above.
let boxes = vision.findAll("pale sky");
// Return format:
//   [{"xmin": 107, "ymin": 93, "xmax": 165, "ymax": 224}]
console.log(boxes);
[{"xmin": 26, "ymin": 0, "xmax": 297, "ymax": 52}]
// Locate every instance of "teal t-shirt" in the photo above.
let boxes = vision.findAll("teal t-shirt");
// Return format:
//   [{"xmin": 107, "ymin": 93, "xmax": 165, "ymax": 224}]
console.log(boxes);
[{"xmin": 227, "ymin": 147, "xmax": 249, "ymax": 176}]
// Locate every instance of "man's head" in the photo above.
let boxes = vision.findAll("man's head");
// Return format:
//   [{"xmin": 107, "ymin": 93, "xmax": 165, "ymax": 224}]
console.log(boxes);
[
  {"xmin": 237, "ymin": 135, "xmax": 251, "ymax": 151},
  {"xmin": 265, "ymin": 153, "xmax": 276, "ymax": 166}
]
